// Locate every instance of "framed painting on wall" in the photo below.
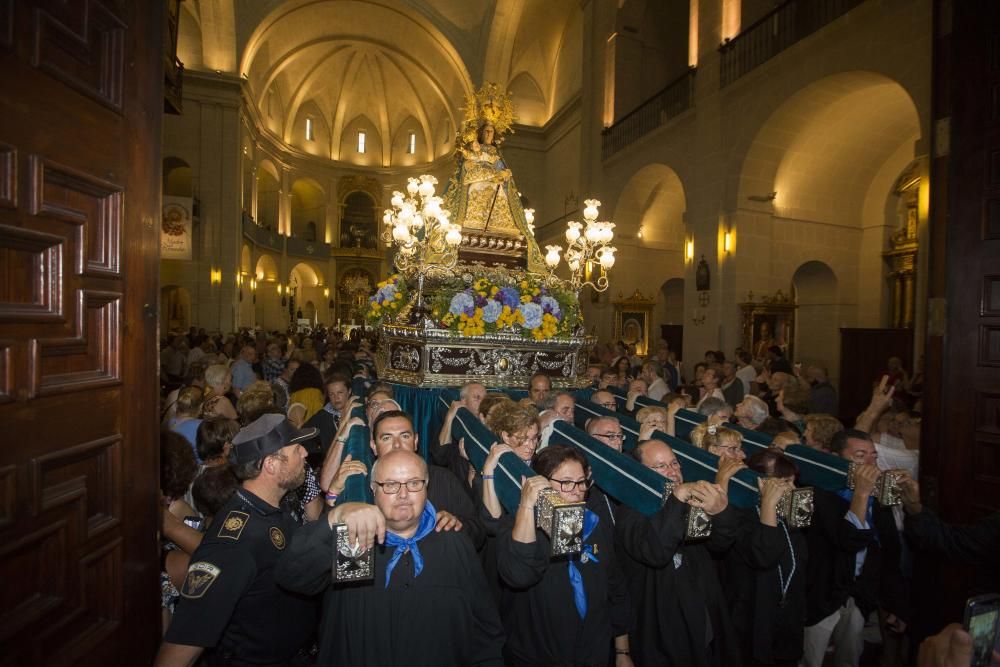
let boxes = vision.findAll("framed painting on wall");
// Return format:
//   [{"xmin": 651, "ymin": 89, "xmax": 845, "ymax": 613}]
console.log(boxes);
[{"xmin": 613, "ymin": 290, "xmax": 656, "ymax": 356}]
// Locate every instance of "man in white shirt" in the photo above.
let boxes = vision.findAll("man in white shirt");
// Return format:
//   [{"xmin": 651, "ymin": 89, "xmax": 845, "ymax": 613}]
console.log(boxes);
[
  {"xmin": 640, "ymin": 361, "xmax": 670, "ymax": 401},
  {"xmin": 734, "ymin": 350, "xmax": 757, "ymax": 395}
]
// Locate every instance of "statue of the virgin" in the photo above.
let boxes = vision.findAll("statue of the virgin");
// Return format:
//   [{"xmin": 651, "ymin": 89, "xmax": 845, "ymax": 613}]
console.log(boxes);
[{"xmin": 442, "ymin": 83, "xmax": 545, "ymax": 272}]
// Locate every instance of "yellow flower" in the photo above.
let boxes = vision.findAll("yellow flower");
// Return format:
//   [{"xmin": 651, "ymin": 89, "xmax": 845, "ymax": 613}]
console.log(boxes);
[{"xmin": 520, "ymin": 295, "xmax": 532, "ymax": 303}]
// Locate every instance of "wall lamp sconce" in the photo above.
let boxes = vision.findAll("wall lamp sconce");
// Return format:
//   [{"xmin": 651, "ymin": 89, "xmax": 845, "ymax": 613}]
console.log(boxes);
[
  {"xmin": 723, "ymin": 232, "xmax": 732, "ymax": 253},
  {"xmin": 747, "ymin": 191, "xmax": 777, "ymax": 203},
  {"xmin": 250, "ymin": 278, "xmax": 257, "ymax": 304},
  {"xmin": 324, "ymin": 287, "xmax": 334, "ymax": 309},
  {"xmin": 685, "ymin": 239, "xmax": 694, "ymax": 262},
  {"xmin": 278, "ymin": 283, "xmax": 286, "ymax": 306},
  {"xmin": 637, "ymin": 225, "xmax": 644, "ymax": 239},
  {"xmin": 210, "ymin": 268, "xmax": 222, "ymax": 286}
]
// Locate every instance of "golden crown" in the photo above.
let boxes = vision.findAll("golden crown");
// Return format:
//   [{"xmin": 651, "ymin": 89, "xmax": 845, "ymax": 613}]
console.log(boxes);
[{"xmin": 460, "ymin": 82, "xmax": 516, "ymax": 145}]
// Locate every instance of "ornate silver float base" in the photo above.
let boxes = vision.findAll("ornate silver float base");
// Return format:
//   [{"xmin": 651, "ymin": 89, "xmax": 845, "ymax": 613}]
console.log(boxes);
[
  {"xmin": 375, "ymin": 323, "xmax": 594, "ymax": 388},
  {"xmin": 777, "ymin": 487, "xmax": 815, "ymax": 529}
]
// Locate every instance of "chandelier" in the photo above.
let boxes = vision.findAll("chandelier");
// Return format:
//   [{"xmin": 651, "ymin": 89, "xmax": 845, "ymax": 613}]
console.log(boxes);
[
  {"xmin": 543, "ymin": 199, "xmax": 616, "ymax": 292},
  {"xmin": 381, "ymin": 175, "xmax": 464, "ymax": 321}
]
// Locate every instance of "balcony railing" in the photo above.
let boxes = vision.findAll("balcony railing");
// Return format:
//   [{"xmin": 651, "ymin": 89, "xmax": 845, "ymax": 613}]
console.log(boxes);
[
  {"xmin": 601, "ymin": 68, "xmax": 696, "ymax": 159},
  {"xmin": 720, "ymin": 0, "xmax": 866, "ymax": 87}
]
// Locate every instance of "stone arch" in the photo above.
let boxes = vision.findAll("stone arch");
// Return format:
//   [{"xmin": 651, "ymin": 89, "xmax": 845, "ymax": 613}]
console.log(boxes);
[
  {"xmin": 256, "ymin": 160, "xmax": 280, "ymax": 230},
  {"xmin": 612, "ymin": 163, "xmax": 687, "ymax": 249},
  {"xmin": 163, "ymin": 156, "xmax": 192, "ymax": 197},
  {"xmin": 255, "ymin": 253, "xmax": 279, "ymax": 282},
  {"xmin": 289, "ymin": 261, "xmax": 323, "ymax": 288},
  {"xmin": 339, "ymin": 191, "xmax": 379, "ymax": 249},
  {"xmin": 792, "ymin": 260, "xmax": 840, "ymax": 379},
  {"xmin": 659, "ymin": 278, "xmax": 685, "ymax": 325},
  {"xmin": 240, "ymin": 244, "xmax": 252, "ymax": 274},
  {"xmin": 736, "ymin": 71, "xmax": 921, "ymax": 225},
  {"xmin": 290, "ymin": 177, "xmax": 325, "ymax": 241}
]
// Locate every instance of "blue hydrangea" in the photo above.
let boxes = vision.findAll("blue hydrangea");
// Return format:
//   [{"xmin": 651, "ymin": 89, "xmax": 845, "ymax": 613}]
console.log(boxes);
[
  {"xmin": 449, "ymin": 291, "xmax": 475, "ymax": 316},
  {"xmin": 482, "ymin": 299, "xmax": 502, "ymax": 323},
  {"xmin": 539, "ymin": 295, "xmax": 561, "ymax": 318},
  {"xmin": 496, "ymin": 286, "xmax": 521, "ymax": 310},
  {"xmin": 519, "ymin": 302, "xmax": 543, "ymax": 329},
  {"xmin": 376, "ymin": 284, "xmax": 397, "ymax": 303}
]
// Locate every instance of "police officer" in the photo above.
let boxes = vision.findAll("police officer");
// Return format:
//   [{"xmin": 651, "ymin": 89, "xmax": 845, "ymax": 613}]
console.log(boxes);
[{"xmin": 156, "ymin": 414, "xmax": 319, "ymax": 666}]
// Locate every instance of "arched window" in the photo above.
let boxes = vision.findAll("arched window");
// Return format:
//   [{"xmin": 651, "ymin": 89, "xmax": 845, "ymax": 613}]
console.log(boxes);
[{"xmin": 339, "ymin": 191, "xmax": 378, "ymax": 248}]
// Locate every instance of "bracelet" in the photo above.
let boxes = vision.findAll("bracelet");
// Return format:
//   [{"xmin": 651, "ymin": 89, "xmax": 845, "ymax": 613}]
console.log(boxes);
[
  {"xmin": 615, "ymin": 649, "xmax": 630, "ymax": 655},
  {"xmin": 482, "ymin": 475, "xmax": 494, "ymax": 480},
  {"xmin": 325, "ymin": 492, "xmax": 339, "ymax": 502}
]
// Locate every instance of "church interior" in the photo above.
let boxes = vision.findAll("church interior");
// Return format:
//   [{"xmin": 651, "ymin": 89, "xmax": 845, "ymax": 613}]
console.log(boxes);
[{"xmin": 1, "ymin": 0, "xmax": 998, "ymax": 664}]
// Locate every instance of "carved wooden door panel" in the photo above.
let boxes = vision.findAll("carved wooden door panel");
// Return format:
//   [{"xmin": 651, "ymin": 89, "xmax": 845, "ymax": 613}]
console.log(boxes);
[{"xmin": 0, "ymin": 2, "xmax": 161, "ymax": 663}]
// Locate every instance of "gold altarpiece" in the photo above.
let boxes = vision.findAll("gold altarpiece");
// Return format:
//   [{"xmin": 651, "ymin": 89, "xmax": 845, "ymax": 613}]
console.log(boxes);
[{"xmin": 883, "ymin": 162, "xmax": 920, "ymax": 329}]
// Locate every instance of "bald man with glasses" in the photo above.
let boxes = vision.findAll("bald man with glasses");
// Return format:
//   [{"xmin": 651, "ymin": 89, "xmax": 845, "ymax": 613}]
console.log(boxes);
[
  {"xmin": 587, "ymin": 416, "xmax": 626, "ymax": 452},
  {"xmin": 614, "ymin": 439, "xmax": 742, "ymax": 667},
  {"xmin": 276, "ymin": 449, "xmax": 505, "ymax": 665}
]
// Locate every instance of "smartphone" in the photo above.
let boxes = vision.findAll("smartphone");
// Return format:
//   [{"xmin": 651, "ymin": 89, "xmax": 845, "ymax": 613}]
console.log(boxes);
[{"xmin": 965, "ymin": 594, "xmax": 1000, "ymax": 667}]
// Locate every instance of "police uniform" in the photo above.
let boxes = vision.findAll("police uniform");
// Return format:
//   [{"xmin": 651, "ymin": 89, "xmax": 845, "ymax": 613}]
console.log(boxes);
[{"xmin": 164, "ymin": 415, "xmax": 320, "ymax": 666}]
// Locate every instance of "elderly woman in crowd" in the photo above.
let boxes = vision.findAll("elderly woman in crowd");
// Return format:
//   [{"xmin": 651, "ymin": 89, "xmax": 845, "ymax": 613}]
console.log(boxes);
[
  {"xmin": 485, "ymin": 399, "xmax": 541, "ymax": 464},
  {"xmin": 635, "ymin": 405, "xmax": 669, "ymax": 440},
  {"xmin": 802, "ymin": 414, "xmax": 844, "ymax": 452},
  {"xmin": 201, "ymin": 363, "xmax": 238, "ymax": 420},
  {"xmin": 484, "ymin": 444, "xmax": 633, "ymax": 666}
]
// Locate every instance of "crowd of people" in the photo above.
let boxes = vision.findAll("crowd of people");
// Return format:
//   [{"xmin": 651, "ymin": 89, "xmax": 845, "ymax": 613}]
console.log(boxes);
[{"xmin": 154, "ymin": 327, "xmax": 996, "ymax": 667}]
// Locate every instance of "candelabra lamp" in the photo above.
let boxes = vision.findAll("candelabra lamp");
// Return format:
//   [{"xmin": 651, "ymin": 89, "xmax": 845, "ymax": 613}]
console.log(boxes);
[
  {"xmin": 542, "ymin": 199, "xmax": 616, "ymax": 293},
  {"xmin": 381, "ymin": 175, "xmax": 464, "ymax": 323}
]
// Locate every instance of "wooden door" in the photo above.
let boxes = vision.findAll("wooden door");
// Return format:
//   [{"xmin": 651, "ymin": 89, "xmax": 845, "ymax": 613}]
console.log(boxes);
[
  {"xmin": 916, "ymin": 0, "xmax": 1000, "ymax": 637},
  {"xmin": 0, "ymin": 2, "xmax": 162, "ymax": 663}
]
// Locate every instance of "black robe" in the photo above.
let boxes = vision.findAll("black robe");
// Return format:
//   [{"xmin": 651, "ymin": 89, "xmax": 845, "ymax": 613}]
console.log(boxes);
[
  {"xmin": 495, "ymin": 493, "xmax": 632, "ymax": 667},
  {"xmin": 428, "ymin": 464, "xmax": 487, "ymax": 550},
  {"xmin": 614, "ymin": 496, "xmax": 742, "ymax": 667},
  {"xmin": 804, "ymin": 488, "xmax": 906, "ymax": 625},
  {"xmin": 722, "ymin": 507, "xmax": 808, "ymax": 666},
  {"xmin": 275, "ymin": 514, "xmax": 505, "ymax": 666}
]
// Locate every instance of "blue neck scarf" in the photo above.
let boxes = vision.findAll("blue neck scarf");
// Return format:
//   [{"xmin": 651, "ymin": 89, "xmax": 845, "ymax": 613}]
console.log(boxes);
[
  {"xmin": 383, "ymin": 500, "xmax": 437, "ymax": 588},
  {"xmin": 567, "ymin": 509, "xmax": 600, "ymax": 619}
]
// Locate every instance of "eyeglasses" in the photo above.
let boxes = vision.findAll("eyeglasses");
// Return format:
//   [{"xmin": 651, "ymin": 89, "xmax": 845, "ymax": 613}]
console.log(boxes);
[
  {"xmin": 511, "ymin": 433, "xmax": 540, "ymax": 446},
  {"xmin": 548, "ymin": 477, "xmax": 594, "ymax": 492},
  {"xmin": 596, "ymin": 432, "xmax": 625, "ymax": 441},
  {"xmin": 372, "ymin": 478, "xmax": 427, "ymax": 494},
  {"xmin": 649, "ymin": 460, "xmax": 681, "ymax": 471},
  {"xmin": 714, "ymin": 444, "xmax": 743, "ymax": 455},
  {"xmin": 598, "ymin": 401, "xmax": 617, "ymax": 409}
]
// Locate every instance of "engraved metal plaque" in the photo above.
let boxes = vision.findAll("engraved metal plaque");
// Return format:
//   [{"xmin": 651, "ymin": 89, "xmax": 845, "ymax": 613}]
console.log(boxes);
[
  {"xmin": 332, "ymin": 523, "xmax": 374, "ymax": 583},
  {"xmin": 535, "ymin": 488, "xmax": 585, "ymax": 556},
  {"xmin": 846, "ymin": 463, "xmax": 903, "ymax": 506},
  {"xmin": 662, "ymin": 481, "xmax": 713, "ymax": 539},
  {"xmin": 776, "ymin": 486, "xmax": 815, "ymax": 529}
]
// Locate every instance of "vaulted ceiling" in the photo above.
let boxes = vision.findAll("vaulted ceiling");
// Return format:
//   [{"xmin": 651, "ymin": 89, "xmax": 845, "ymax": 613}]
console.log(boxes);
[{"xmin": 177, "ymin": 0, "xmax": 582, "ymax": 166}]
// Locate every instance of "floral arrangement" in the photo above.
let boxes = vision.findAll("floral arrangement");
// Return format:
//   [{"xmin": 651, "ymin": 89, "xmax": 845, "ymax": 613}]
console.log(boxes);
[
  {"xmin": 430, "ymin": 274, "xmax": 579, "ymax": 340},
  {"xmin": 363, "ymin": 275, "xmax": 409, "ymax": 325}
]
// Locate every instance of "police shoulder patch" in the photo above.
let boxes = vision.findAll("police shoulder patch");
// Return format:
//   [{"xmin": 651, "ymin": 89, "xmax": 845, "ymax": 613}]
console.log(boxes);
[
  {"xmin": 269, "ymin": 526, "xmax": 286, "ymax": 550},
  {"xmin": 218, "ymin": 510, "xmax": 249, "ymax": 540},
  {"xmin": 181, "ymin": 561, "xmax": 221, "ymax": 599}
]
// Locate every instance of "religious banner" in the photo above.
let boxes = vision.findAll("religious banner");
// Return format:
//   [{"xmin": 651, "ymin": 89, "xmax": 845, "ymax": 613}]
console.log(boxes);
[{"xmin": 161, "ymin": 195, "xmax": 193, "ymax": 260}]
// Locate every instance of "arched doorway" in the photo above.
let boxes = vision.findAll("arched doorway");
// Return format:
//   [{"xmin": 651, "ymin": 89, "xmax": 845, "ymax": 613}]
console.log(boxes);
[
  {"xmin": 339, "ymin": 191, "xmax": 378, "ymax": 248},
  {"xmin": 257, "ymin": 160, "xmax": 280, "ymax": 231},
  {"xmin": 161, "ymin": 285, "xmax": 191, "ymax": 333},
  {"xmin": 792, "ymin": 261, "xmax": 839, "ymax": 377},
  {"xmin": 658, "ymin": 278, "xmax": 685, "ymax": 359},
  {"xmin": 290, "ymin": 177, "xmax": 325, "ymax": 241}
]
